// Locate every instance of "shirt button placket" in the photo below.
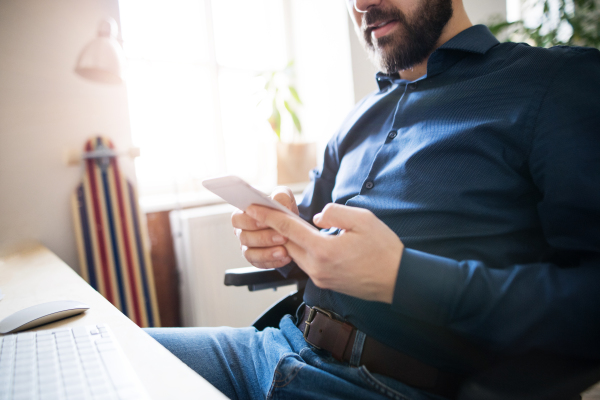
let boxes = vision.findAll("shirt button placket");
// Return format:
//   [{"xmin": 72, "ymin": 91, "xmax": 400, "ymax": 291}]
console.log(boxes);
[
  {"xmin": 388, "ymin": 130, "xmax": 398, "ymax": 140},
  {"xmin": 365, "ymin": 181, "xmax": 374, "ymax": 190}
]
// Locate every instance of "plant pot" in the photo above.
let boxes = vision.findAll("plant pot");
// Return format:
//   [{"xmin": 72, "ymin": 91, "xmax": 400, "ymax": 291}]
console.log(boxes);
[{"xmin": 276, "ymin": 142, "xmax": 317, "ymax": 185}]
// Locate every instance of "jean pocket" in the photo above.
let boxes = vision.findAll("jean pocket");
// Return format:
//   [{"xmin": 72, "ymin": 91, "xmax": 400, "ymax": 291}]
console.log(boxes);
[
  {"xmin": 267, "ymin": 353, "xmax": 306, "ymax": 397},
  {"xmin": 358, "ymin": 366, "xmax": 416, "ymax": 400}
]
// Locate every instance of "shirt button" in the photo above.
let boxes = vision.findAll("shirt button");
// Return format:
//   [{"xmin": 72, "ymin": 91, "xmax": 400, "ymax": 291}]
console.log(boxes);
[
  {"xmin": 365, "ymin": 181, "xmax": 374, "ymax": 189},
  {"xmin": 388, "ymin": 131, "xmax": 398, "ymax": 139},
  {"xmin": 408, "ymin": 83, "xmax": 417, "ymax": 90}
]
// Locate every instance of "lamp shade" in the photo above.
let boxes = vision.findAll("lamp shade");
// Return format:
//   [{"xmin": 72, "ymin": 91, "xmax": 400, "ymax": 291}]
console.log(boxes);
[{"xmin": 75, "ymin": 18, "xmax": 125, "ymax": 84}]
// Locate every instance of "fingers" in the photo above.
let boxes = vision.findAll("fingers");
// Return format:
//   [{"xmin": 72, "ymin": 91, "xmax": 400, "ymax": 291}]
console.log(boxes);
[
  {"xmin": 246, "ymin": 205, "xmax": 320, "ymax": 249},
  {"xmin": 237, "ymin": 228, "xmax": 287, "ymax": 248},
  {"xmin": 282, "ymin": 240, "xmax": 309, "ymax": 266},
  {"xmin": 242, "ymin": 246, "xmax": 291, "ymax": 269},
  {"xmin": 231, "ymin": 209, "xmax": 267, "ymax": 230},
  {"xmin": 313, "ymin": 203, "xmax": 367, "ymax": 230},
  {"xmin": 271, "ymin": 187, "xmax": 299, "ymax": 214},
  {"xmin": 232, "ymin": 207, "xmax": 294, "ymax": 269}
]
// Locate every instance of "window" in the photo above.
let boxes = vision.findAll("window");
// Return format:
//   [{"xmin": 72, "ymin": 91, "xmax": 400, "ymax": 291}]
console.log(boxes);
[{"xmin": 119, "ymin": 0, "xmax": 356, "ymax": 207}]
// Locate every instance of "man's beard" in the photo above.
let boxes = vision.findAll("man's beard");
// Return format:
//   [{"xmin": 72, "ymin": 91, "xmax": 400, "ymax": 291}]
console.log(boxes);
[{"xmin": 361, "ymin": 0, "xmax": 453, "ymax": 74}]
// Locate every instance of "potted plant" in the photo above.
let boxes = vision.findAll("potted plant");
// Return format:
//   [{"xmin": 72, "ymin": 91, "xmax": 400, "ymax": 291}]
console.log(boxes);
[
  {"xmin": 257, "ymin": 60, "xmax": 316, "ymax": 185},
  {"xmin": 487, "ymin": 0, "xmax": 600, "ymax": 48}
]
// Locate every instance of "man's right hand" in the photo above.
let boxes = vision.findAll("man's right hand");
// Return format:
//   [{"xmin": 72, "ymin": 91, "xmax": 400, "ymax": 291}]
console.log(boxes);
[{"xmin": 231, "ymin": 186, "xmax": 298, "ymax": 269}]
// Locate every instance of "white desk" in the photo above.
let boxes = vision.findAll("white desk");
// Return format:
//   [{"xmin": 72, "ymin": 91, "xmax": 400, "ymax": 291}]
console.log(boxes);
[{"xmin": 0, "ymin": 242, "xmax": 227, "ymax": 400}]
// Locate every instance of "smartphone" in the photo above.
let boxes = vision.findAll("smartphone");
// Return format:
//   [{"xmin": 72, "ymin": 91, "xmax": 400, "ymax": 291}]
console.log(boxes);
[{"xmin": 202, "ymin": 175, "xmax": 303, "ymax": 221}]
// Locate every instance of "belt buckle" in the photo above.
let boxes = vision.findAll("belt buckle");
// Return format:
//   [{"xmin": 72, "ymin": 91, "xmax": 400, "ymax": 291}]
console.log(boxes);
[{"xmin": 303, "ymin": 306, "xmax": 333, "ymax": 350}]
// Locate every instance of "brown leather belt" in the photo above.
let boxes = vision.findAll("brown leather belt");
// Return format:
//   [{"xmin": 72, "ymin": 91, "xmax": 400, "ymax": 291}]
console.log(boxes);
[{"xmin": 297, "ymin": 305, "xmax": 464, "ymax": 399}]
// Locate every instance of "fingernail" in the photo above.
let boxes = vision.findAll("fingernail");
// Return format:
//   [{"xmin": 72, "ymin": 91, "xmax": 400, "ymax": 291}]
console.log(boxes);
[
  {"xmin": 313, "ymin": 212, "xmax": 322, "ymax": 222},
  {"xmin": 272, "ymin": 235, "xmax": 285, "ymax": 244},
  {"xmin": 282, "ymin": 257, "xmax": 292, "ymax": 264},
  {"xmin": 256, "ymin": 221, "xmax": 265, "ymax": 228},
  {"xmin": 272, "ymin": 250, "xmax": 284, "ymax": 259},
  {"xmin": 246, "ymin": 208, "xmax": 257, "ymax": 218}
]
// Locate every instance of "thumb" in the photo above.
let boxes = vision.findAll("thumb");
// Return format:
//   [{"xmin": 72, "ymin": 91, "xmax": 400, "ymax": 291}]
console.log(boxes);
[
  {"xmin": 313, "ymin": 203, "xmax": 363, "ymax": 231},
  {"xmin": 271, "ymin": 186, "xmax": 299, "ymax": 215}
]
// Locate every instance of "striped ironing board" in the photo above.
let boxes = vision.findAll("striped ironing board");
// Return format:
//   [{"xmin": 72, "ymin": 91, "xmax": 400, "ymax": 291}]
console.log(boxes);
[{"xmin": 72, "ymin": 136, "xmax": 160, "ymax": 327}]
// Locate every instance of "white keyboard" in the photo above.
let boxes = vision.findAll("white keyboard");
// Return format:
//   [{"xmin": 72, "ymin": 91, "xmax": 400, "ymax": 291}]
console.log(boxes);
[{"xmin": 0, "ymin": 324, "xmax": 149, "ymax": 400}]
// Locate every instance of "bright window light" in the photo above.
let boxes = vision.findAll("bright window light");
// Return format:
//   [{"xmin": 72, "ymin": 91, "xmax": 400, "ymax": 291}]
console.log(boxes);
[
  {"xmin": 119, "ymin": 0, "xmax": 356, "ymax": 205},
  {"xmin": 507, "ymin": 0, "xmax": 522, "ymax": 22},
  {"xmin": 119, "ymin": 0, "xmax": 288, "ymax": 197}
]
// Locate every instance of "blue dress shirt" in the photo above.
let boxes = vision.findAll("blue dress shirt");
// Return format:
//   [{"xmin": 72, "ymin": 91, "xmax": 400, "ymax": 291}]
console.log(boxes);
[{"xmin": 292, "ymin": 25, "xmax": 600, "ymax": 373}]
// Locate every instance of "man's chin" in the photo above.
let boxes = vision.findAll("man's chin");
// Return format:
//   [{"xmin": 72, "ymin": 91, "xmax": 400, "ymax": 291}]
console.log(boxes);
[{"xmin": 369, "ymin": 51, "xmax": 398, "ymax": 74}]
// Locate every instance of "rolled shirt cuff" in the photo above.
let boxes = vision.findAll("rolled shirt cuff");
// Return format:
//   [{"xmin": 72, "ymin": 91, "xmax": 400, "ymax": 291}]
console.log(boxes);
[{"xmin": 392, "ymin": 248, "xmax": 460, "ymax": 326}]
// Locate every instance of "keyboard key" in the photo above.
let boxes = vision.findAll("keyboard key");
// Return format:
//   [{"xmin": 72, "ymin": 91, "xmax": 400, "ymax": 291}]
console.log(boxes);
[
  {"xmin": 16, "ymin": 332, "xmax": 34, "ymax": 342},
  {"xmin": 14, "ymin": 392, "xmax": 36, "ymax": 400},
  {"xmin": 58, "ymin": 351, "xmax": 77, "ymax": 361},
  {"xmin": 81, "ymin": 352, "xmax": 100, "ymax": 362},
  {"xmin": 39, "ymin": 372, "xmax": 61, "ymax": 386},
  {"xmin": 40, "ymin": 392, "xmax": 62, "ymax": 400},
  {"xmin": 39, "ymin": 360, "xmax": 59, "ymax": 370},
  {"xmin": 93, "ymin": 394, "xmax": 119, "ymax": 400},
  {"xmin": 72, "ymin": 326, "xmax": 90, "ymax": 338},
  {"xmin": 65, "ymin": 387, "xmax": 86, "ymax": 400},
  {"xmin": 0, "ymin": 359, "xmax": 13, "ymax": 368},
  {"xmin": 39, "ymin": 379, "xmax": 61, "ymax": 393},
  {"xmin": 13, "ymin": 363, "xmax": 34, "ymax": 374},
  {"xmin": 3, "ymin": 335, "xmax": 16, "ymax": 343},
  {"xmin": 12, "ymin": 382, "xmax": 35, "ymax": 397}
]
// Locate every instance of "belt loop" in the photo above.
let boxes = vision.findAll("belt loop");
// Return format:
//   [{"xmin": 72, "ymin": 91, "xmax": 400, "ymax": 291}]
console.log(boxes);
[
  {"xmin": 294, "ymin": 302, "xmax": 306, "ymax": 325},
  {"xmin": 349, "ymin": 330, "xmax": 366, "ymax": 367}
]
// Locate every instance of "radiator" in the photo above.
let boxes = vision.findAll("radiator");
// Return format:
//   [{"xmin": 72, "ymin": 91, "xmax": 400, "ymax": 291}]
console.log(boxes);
[{"xmin": 170, "ymin": 204, "xmax": 295, "ymax": 328}]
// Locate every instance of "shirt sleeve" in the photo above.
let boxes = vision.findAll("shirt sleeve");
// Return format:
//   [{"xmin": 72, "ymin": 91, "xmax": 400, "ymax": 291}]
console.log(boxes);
[{"xmin": 391, "ymin": 47, "xmax": 600, "ymax": 359}]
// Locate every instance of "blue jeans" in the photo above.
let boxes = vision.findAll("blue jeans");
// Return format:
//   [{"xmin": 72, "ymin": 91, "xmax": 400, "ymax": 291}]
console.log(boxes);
[{"xmin": 144, "ymin": 315, "xmax": 448, "ymax": 400}]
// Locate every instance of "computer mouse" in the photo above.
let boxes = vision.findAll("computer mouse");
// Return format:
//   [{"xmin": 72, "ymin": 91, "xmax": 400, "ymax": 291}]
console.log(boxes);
[{"xmin": 0, "ymin": 300, "xmax": 90, "ymax": 334}]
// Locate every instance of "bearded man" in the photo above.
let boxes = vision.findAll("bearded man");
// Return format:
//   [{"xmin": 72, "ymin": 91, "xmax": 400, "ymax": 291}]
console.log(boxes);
[{"xmin": 146, "ymin": 0, "xmax": 600, "ymax": 399}]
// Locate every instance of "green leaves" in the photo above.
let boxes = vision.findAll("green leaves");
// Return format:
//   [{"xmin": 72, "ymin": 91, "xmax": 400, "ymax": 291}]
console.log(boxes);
[
  {"xmin": 288, "ymin": 86, "xmax": 302, "ymax": 105},
  {"xmin": 269, "ymin": 98, "xmax": 282, "ymax": 140},
  {"xmin": 284, "ymin": 100, "xmax": 302, "ymax": 133},
  {"xmin": 257, "ymin": 60, "xmax": 303, "ymax": 140},
  {"xmin": 487, "ymin": 0, "xmax": 600, "ymax": 49}
]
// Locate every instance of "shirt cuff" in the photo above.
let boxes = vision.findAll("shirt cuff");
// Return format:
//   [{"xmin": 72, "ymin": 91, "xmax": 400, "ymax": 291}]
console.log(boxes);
[{"xmin": 392, "ymin": 248, "xmax": 460, "ymax": 326}]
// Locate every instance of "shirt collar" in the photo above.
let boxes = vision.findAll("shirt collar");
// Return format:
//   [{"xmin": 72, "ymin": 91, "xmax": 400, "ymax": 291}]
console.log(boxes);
[
  {"xmin": 375, "ymin": 25, "xmax": 499, "ymax": 90},
  {"xmin": 436, "ymin": 24, "xmax": 499, "ymax": 54}
]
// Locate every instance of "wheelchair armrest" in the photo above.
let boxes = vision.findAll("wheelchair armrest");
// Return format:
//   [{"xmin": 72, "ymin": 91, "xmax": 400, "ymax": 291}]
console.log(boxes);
[{"xmin": 224, "ymin": 266, "xmax": 308, "ymax": 292}]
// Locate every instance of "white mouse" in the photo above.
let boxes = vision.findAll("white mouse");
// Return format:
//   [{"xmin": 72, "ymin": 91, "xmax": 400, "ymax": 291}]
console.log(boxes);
[{"xmin": 0, "ymin": 300, "xmax": 90, "ymax": 334}]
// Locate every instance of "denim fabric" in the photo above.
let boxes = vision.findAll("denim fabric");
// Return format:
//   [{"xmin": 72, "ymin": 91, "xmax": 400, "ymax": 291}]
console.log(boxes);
[{"xmin": 145, "ymin": 316, "xmax": 449, "ymax": 400}]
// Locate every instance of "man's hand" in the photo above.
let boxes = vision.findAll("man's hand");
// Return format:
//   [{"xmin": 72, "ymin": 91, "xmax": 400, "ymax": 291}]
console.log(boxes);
[
  {"xmin": 245, "ymin": 203, "xmax": 404, "ymax": 304},
  {"xmin": 231, "ymin": 187, "xmax": 297, "ymax": 269}
]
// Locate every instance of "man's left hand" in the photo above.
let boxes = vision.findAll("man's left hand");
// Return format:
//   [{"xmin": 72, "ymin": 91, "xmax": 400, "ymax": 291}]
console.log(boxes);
[{"xmin": 246, "ymin": 203, "xmax": 404, "ymax": 304}]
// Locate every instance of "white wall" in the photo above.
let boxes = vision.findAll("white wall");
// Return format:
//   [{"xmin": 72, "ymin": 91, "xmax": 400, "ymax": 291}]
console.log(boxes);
[
  {"xmin": 347, "ymin": 0, "xmax": 508, "ymax": 102},
  {"xmin": 463, "ymin": 0, "xmax": 507, "ymax": 24},
  {"xmin": 0, "ymin": 0, "xmax": 134, "ymax": 272}
]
